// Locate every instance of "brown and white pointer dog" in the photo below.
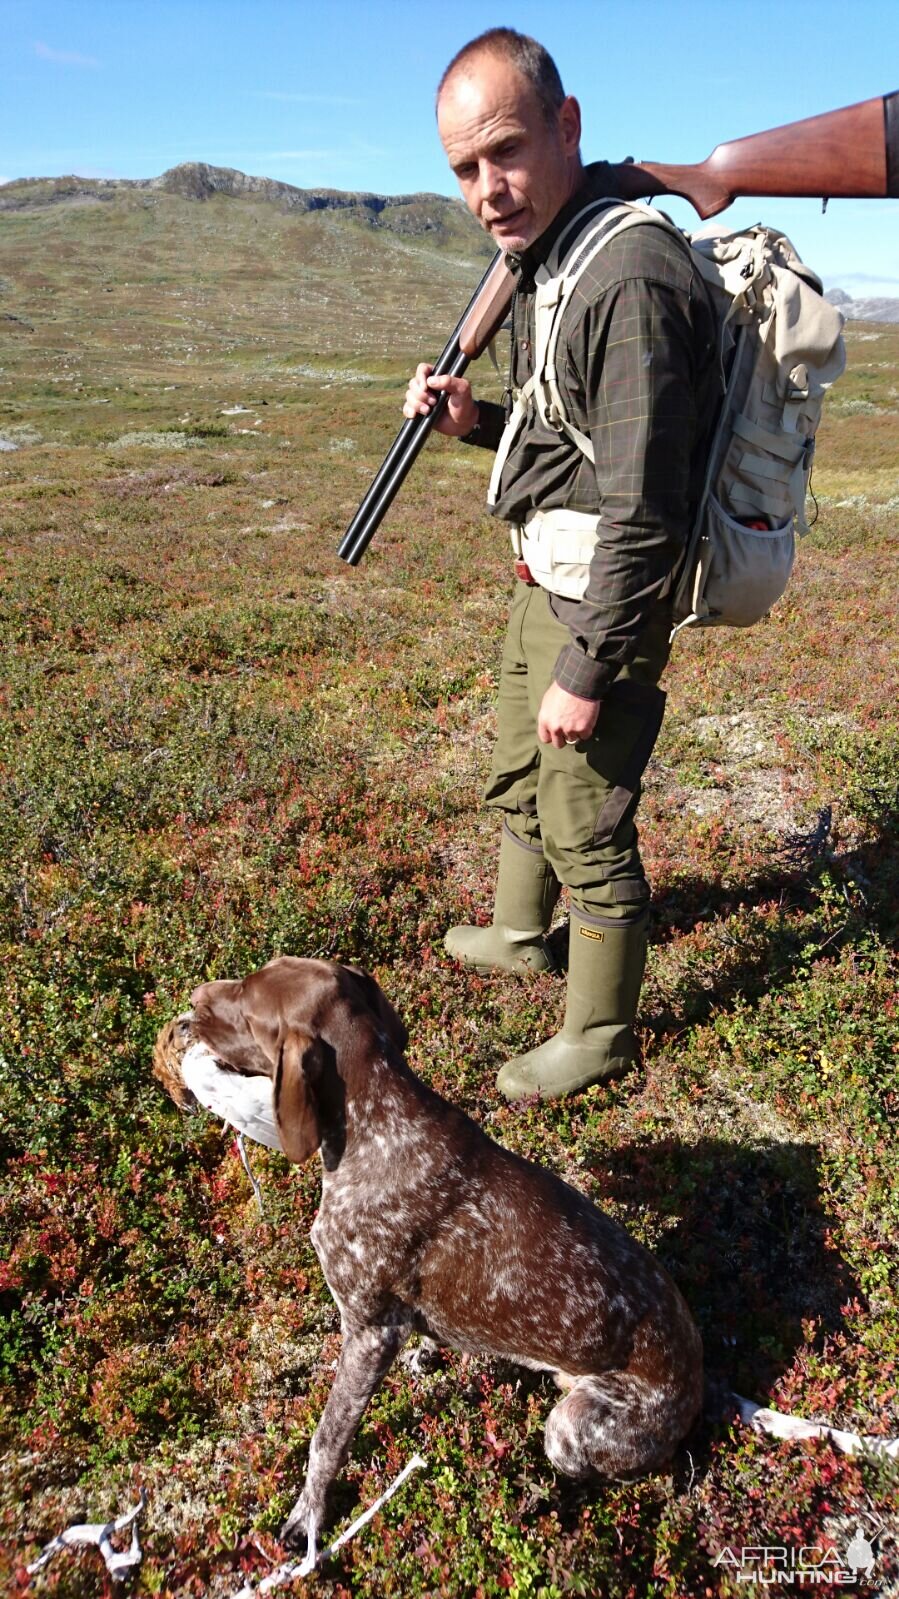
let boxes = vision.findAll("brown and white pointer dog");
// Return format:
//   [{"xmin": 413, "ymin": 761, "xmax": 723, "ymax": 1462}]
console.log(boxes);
[{"xmin": 153, "ymin": 957, "xmax": 702, "ymax": 1570}]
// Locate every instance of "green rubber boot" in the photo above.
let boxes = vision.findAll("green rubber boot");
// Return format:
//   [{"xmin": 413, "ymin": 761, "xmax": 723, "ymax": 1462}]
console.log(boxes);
[
  {"xmin": 496, "ymin": 909, "xmax": 649, "ymax": 1100},
  {"xmin": 444, "ymin": 826, "xmax": 560, "ymax": 975}
]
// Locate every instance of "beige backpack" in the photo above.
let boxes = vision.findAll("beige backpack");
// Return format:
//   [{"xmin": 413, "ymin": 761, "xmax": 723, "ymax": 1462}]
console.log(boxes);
[{"xmin": 488, "ymin": 201, "xmax": 847, "ymax": 633}]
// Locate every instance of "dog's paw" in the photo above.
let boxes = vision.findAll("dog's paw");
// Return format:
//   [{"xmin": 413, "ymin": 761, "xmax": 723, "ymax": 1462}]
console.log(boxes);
[
  {"xmin": 280, "ymin": 1489, "xmax": 319, "ymax": 1566},
  {"xmin": 400, "ymin": 1337, "xmax": 443, "ymax": 1377}
]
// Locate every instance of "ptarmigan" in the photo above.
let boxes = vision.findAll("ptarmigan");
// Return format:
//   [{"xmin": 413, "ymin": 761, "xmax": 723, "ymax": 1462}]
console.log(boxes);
[{"xmin": 152, "ymin": 1014, "xmax": 281, "ymax": 1149}]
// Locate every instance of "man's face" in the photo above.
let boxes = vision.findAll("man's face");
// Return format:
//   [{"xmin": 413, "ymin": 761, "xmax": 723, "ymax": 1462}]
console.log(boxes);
[{"xmin": 437, "ymin": 54, "xmax": 581, "ymax": 255}]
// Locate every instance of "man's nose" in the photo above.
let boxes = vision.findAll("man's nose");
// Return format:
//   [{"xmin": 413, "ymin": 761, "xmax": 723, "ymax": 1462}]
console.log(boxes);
[{"xmin": 479, "ymin": 158, "xmax": 507, "ymax": 204}]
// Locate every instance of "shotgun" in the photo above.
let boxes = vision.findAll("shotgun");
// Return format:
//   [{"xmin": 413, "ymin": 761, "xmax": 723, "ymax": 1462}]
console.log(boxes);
[{"xmin": 338, "ymin": 90, "xmax": 898, "ymax": 566}]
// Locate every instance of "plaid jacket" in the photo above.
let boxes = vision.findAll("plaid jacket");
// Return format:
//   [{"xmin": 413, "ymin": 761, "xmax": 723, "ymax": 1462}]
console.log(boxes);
[{"xmin": 465, "ymin": 162, "xmax": 719, "ymax": 699}]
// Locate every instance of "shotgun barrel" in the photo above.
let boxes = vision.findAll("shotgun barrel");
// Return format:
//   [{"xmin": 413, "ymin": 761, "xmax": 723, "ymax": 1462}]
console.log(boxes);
[
  {"xmin": 337, "ymin": 253, "xmax": 504, "ymax": 566},
  {"xmin": 338, "ymin": 90, "xmax": 898, "ymax": 566}
]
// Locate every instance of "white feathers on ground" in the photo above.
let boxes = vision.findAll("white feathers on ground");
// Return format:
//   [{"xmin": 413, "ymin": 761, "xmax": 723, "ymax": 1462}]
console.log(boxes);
[
  {"xmin": 26, "ymin": 1491, "xmax": 147, "ymax": 1582},
  {"xmin": 181, "ymin": 1041, "xmax": 282, "ymax": 1150},
  {"xmin": 735, "ymin": 1394, "xmax": 899, "ymax": 1458}
]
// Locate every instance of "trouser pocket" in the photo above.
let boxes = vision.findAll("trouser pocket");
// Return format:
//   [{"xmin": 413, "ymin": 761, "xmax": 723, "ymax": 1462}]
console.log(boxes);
[{"xmin": 589, "ymin": 679, "xmax": 667, "ymax": 847}]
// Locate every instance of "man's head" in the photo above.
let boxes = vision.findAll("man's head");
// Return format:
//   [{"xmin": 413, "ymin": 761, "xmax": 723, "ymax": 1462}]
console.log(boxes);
[{"xmin": 437, "ymin": 28, "xmax": 582, "ymax": 255}]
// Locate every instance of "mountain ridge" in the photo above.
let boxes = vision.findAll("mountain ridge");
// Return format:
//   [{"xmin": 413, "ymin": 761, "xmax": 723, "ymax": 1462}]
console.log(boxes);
[
  {"xmin": 0, "ymin": 162, "xmax": 469, "ymax": 227},
  {"xmin": 825, "ymin": 285, "xmax": 899, "ymax": 325},
  {"xmin": 5, "ymin": 168, "xmax": 897, "ymax": 320},
  {"xmin": 0, "ymin": 159, "xmax": 495, "ymax": 375}
]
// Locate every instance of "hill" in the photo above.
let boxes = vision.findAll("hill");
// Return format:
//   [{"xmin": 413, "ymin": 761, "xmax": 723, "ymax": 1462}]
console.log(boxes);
[
  {"xmin": 826, "ymin": 285, "xmax": 899, "ymax": 323},
  {"xmin": 0, "ymin": 164, "xmax": 494, "ymax": 402},
  {"xmin": 0, "ymin": 162, "xmax": 491, "ymax": 251}
]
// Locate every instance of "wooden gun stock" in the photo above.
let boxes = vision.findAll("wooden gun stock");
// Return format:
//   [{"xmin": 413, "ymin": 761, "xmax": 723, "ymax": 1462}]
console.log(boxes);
[
  {"xmin": 338, "ymin": 90, "xmax": 898, "ymax": 565},
  {"xmin": 618, "ymin": 89, "xmax": 899, "ymax": 223}
]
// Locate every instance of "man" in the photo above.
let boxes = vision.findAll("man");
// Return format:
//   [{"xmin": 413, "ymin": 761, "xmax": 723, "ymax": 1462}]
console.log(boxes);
[{"xmin": 404, "ymin": 28, "xmax": 717, "ymax": 1101}]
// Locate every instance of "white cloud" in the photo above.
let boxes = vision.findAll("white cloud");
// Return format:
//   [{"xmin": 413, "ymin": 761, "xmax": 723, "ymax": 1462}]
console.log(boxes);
[
  {"xmin": 34, "ymin": 40, "xmax": 101, "ymax": 68},
  {"xmin": 248, "ymin": 143, "xmax": 391, "ymax": 174},
  {"xmin": 838, "ymin": 271, "xmax": 899, "ymax": 288},
  {"xmin": 823, "ymin": 271, "xmax": 899, "ymax": 298}
]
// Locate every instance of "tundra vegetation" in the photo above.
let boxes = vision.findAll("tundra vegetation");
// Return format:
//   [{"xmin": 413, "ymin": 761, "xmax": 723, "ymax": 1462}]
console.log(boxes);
[{"xmin": 0, "ymin": 178, "xmax": 897, "ymax": 1596}]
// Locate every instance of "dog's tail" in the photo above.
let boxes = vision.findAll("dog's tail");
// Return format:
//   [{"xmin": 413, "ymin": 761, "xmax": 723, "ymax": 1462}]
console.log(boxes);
[{"xmin": 545, "ymin": 1368, "xmax": 701, "ymax": 1481}]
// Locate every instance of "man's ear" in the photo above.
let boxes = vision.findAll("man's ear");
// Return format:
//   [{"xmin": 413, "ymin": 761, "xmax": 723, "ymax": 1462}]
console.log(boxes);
[
  {"xmin": 274, "ymin": 1027, "xmax": 327, "ymax": 1164},
  {"xmin": 559, "ymin": 93, "xmax": 582, "ymax": 159}
]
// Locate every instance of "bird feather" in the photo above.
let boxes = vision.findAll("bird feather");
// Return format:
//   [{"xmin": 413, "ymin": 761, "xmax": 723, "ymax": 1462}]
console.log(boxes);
[{"xmin": 181, "ymin": 1042, "xmax": 282, "ymax": 1149}]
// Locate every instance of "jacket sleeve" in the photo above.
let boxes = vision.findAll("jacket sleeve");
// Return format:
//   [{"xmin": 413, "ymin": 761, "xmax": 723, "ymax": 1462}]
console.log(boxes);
[
  {"xmin": 551, "ymin": 274, "xmax": 700, "ymax": 700},
  {"xmin": 457, "ymin": 398, "xmax": 507, "ymax": 451}
]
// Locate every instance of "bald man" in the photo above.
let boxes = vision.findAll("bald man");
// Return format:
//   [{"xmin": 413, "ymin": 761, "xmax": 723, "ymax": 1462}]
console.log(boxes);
[{"xmin": 405, "ymin": 28, "xmax": 717, "ymax": 1101}]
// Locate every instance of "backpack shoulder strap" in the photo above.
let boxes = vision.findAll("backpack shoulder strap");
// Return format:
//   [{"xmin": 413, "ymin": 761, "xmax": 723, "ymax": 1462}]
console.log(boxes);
[
  {"xmin": 534, "ymin": 201, "xmax": 687, "ymax": 463},
  {"xmin": 487, "ymin": 200, "xmax": 688, "ymax": 506}
]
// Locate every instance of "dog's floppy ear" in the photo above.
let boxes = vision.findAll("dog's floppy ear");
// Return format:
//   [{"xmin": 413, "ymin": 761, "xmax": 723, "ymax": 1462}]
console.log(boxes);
[{"xmin": 274, "ymin": 1027, "xmax": 328, "ymax": 1164}]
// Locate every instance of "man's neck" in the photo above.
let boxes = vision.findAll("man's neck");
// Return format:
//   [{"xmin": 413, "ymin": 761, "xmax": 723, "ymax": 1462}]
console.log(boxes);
[{"xmin": 510, "ymin": 160, "xmax": 622, "ymax": 281}]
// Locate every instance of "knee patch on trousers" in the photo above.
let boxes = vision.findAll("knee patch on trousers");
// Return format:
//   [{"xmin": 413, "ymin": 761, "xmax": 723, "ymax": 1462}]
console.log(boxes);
[
  {"xmin": 589, "ymin": 680, "xmax": 666, "ymax": 847},
  {"xmin": 571, "ymin": 878, "xmax": 650, "ymax": 924}
]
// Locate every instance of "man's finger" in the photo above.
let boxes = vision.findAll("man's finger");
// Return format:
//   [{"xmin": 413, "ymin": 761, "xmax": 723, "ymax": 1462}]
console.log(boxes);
[{"xmin": 402, "ymin": 392, "xmax": 434, "ymax": 418}]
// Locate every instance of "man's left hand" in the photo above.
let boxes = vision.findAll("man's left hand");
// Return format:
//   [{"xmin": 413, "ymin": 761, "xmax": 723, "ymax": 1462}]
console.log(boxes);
[{"xmin": 537, "ymin": 683, "xmax": 600, "ymax": 748}]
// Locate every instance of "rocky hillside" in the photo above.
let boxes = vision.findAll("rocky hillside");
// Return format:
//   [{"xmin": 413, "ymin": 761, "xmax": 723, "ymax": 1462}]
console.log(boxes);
[
  {"xmin": 826, "ymin": 286, "xmax": 899, "ymax": 324},
  {"xmin": 0, "ymin": 163, "xmax": 490, "ymax": 254},
  {"xmin": 0, "ymin": 160, "xmax": 498, "ymax": 389}
]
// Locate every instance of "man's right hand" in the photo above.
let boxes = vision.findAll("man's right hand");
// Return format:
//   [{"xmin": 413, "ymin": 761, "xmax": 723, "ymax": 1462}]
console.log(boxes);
[{"xmin": 402, "ymin": 363, "xmax": 479, "ymax": 437}]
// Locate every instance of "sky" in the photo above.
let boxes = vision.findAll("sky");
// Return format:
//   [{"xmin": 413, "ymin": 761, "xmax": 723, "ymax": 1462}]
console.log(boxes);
[{"xmin": 2, "ymin": 0, "xmax": 898, "ymax": 296}]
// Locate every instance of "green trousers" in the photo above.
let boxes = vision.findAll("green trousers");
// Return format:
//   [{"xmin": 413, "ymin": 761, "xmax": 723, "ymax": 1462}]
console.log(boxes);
[{"xmin": 483, "ymin": 582, "xmax": 671, "ymax": 925}]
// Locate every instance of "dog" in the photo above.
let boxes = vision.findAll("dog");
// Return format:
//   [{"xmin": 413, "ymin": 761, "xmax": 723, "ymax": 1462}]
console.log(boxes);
[{"xmin": 153, "ymin": 957, "xmax": 702, "ymax": 1571}]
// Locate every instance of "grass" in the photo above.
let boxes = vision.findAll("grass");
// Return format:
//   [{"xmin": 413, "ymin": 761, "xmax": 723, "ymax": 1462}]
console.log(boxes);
[{"xmin": 0, "ymin": 188, "xmax": 897, "ymax": 1596}]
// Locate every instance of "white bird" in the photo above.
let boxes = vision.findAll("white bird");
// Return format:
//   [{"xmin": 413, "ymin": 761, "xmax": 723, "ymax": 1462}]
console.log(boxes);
[{"xmin": 180, "ymin": 1040, "xmax": 282, "ymax": 1150}]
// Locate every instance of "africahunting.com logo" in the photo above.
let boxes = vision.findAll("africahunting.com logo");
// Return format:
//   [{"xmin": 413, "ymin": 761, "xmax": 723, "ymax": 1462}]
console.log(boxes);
[{"xmin": 713, "ymin": 1520, "xmax": 881, "ymax": 1586}]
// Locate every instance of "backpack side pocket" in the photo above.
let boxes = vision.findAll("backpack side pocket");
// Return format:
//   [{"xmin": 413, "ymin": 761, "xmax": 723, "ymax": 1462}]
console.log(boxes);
[{"xmin": 684, "ymin": 495, "xmax": 795, "ymax": 628}]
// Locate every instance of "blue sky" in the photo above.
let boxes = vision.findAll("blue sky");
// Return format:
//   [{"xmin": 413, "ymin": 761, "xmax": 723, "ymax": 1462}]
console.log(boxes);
[{"xmin": 2, "ymin": 0, "xmax": 898, "ymax": 294}]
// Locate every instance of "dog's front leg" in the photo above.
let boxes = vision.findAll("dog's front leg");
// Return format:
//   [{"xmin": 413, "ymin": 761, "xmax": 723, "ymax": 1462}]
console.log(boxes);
[{"xmin": 280, "ymin": 1321, "xmax": 410, "ymax": 1569}]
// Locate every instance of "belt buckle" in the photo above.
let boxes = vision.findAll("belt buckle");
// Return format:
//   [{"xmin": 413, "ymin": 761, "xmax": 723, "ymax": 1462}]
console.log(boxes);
[{"xmin": 514, "ymin": 558, "xmax": 537, "ymax": 586}]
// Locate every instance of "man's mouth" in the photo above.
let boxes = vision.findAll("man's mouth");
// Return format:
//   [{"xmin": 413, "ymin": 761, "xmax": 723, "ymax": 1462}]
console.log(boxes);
[{"xmin": 486, "ymin": 207, "xmax": 527, "ymax": 234}]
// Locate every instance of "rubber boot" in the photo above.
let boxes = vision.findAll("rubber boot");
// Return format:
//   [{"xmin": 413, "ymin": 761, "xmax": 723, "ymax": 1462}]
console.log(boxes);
[
  {"xmin": 444, "ymin": 826, "xmax": 561, "ymax": 975},
  {"xmin": 496, "ymin": 908, "xmax": 649, "ymax": 1100}
]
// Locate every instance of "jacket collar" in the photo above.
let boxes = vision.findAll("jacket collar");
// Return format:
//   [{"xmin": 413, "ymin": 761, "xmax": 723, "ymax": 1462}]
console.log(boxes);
[{"xmin": 507, "ymin": 160, "xmax": 622, "ymax": 287}]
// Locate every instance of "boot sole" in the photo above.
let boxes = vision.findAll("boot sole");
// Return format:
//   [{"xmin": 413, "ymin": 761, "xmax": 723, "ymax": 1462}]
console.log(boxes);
[
  {"xmin": 447, "ymin": 953, "xmax": 553, "ymax": 977},
  {"xmin": 496, "ymin": 1056, "xmax": 635, "ymax": 1101}
]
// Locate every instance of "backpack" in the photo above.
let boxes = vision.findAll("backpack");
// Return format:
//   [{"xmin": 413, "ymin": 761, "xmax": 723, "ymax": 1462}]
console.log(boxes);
[{"xmin": 487, "ymin": 199, "xmax": 846, "ymax": 633}]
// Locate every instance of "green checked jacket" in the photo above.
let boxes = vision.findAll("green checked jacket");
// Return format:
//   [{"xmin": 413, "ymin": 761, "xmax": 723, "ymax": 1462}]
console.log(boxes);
[{"xmin": 465, "ymin": 161, "xmax": 720, "ymax": 700}]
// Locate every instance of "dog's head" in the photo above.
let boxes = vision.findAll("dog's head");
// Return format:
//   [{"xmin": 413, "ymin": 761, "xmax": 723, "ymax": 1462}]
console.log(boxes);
[{"xmin": 185, "ymin": 958, "xmax": 408, "ymax": 1165}]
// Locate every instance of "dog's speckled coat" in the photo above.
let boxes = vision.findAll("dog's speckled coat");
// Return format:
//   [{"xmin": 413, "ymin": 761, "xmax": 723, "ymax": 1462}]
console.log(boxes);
[{"xmin": 154, "ymin": 957, "xmax": 702, "ymax": 1567}]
